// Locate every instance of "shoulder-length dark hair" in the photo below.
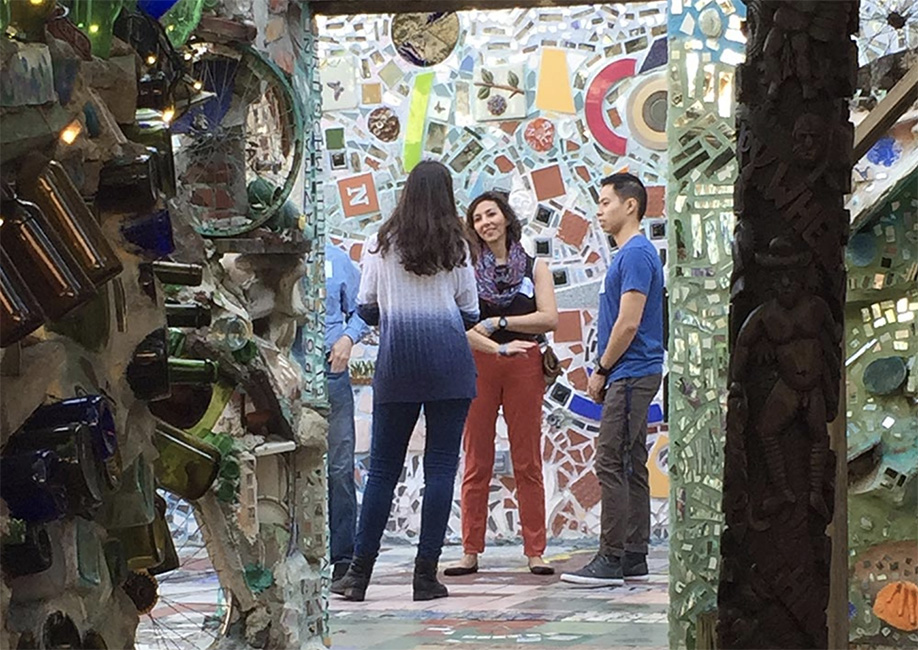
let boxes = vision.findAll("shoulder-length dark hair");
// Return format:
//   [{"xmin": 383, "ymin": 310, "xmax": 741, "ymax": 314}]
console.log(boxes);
[
  {"xmin": 465, "ymin": 191, "xmax": 523, "ymax": 256},
  {"xmin": 373, "ymin": 160, "xmax": 468, "ymax": 276}
]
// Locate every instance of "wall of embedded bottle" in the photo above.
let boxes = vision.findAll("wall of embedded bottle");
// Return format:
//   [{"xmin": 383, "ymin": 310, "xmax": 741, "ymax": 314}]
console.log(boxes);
[{"xmin": 1, "ymin": 1, "xmax": 326, "ymax": 648}]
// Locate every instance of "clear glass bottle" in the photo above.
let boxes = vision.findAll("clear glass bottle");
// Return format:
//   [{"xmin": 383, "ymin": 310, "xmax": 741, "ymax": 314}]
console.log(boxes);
[
  {"xmin": 153, "ymin": 420, "xmax": 221, "ymax": 500},
  {"xmin": 0, "ymin": 197, "xmax": 97, "ymax": 321},
  {"xmin": 19, "ymin": 160, "xmax": 123, "ymax": 287},
  {"xmin": 207, "ymin": 315, "xmax": 252, "ymax": 352}
]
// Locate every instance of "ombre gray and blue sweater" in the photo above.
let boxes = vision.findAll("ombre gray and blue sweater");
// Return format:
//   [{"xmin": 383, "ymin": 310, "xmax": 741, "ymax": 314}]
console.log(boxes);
[{"xmin": 357, "ymin": 235, "xmax": 479, "ymax": 404}]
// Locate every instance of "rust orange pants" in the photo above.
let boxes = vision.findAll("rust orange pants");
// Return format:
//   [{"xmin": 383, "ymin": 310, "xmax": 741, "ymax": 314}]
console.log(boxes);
[{"xmin": 460, "ymin": 346, "xmax": 547, "ymax": 556}]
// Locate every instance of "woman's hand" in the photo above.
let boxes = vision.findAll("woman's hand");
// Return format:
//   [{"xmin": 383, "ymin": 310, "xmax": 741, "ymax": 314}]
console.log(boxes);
[
  {"xmin": 474, "ymin": 317, "xmax": 499, "ymax": 337},
  {"xmin": 499, "ymin": 340, "xmax": 537, "ymax": 356}
]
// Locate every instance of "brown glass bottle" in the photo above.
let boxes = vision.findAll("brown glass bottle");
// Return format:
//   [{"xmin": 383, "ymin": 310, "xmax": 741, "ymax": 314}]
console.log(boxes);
[
  {"xmin": 165, "ymin": 302, "xmax": 212, "ymax": 328},
  {"xmin": 0, "ymin": 247, "xmax": 46, "ymax": 346},
  {"xmin": 96, "ymin": 154, "xmax": 159, "ymax": 214},
  {"xmin": 151, "ymin": 261, "xmax": 203, "ymax": 286},
  {"xmin": 18, "ymin": 159, "xmax": 123, "ymax": 286},
  {"xmin": 153, "ymin": 420, "xmax": 221, "ymax": 500},
  {"xmin": 0, "ymin": 198, "xmax": 96, "ymax": 321}
]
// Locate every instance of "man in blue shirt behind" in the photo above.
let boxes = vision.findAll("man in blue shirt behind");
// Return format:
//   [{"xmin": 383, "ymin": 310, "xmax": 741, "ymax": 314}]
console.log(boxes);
[
  {"xmin": 295, "ymin": 244, "xmax": 368, "ymax": 581},
  {"xmin": 560, "ymin": 173, "xmax": 664, "ymax": 587}
]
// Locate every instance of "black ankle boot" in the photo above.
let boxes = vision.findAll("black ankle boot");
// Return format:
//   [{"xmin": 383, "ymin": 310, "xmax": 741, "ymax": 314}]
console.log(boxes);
[
  {"xmin": 413, "ymin": 557, "xmax": 448, "ymax": 601},
  {"xmin": 331, "ymin": 555, "xmax": 376, "ymax": 601}
]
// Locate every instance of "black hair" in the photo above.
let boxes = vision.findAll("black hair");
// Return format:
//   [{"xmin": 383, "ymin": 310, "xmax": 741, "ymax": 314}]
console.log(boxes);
[
  {"xmin": 373, "ymin": 160, "xmax": 468, "ymax": 276},
  {"xmin": 465, "ymin": 191, "xmax": 522, "ymax": 256},
  {"xmin": 600, "ymin": 172, "xmax": 647, "ymax": 219}
]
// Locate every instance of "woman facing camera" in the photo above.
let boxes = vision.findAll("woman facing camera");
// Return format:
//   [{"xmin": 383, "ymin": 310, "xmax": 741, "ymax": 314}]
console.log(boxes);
[
  {"xmin": 445, "ymin": 191, "xmax": 558, "ymax": 577},
  {"xmin": 331, "ymin": 161, "xmax": 479, "ymax": 602}
]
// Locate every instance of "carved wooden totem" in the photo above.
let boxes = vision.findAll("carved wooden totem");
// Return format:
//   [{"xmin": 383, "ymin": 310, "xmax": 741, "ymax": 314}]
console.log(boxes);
[{"xmin": 718, "ymin": 1, "xmax": 858, "ymax": 647}]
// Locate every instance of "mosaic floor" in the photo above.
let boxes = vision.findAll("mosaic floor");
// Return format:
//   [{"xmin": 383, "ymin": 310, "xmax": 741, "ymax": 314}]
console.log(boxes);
[{"xmin": 329, "ymin": 543, "xmax": 669, "ymax": 649}]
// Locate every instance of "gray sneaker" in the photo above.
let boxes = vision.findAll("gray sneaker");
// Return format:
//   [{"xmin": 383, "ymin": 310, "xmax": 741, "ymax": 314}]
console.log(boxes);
[
  {"xmin": 623, "ymin": 552, "xmax": 649, "ymax": 581},
  {"xmin": 559, "ymin": 553, "xmax": 624, "ymax": 587}
]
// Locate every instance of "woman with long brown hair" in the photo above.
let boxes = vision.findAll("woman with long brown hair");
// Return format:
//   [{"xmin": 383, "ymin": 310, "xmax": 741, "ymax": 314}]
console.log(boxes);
[{"xmin": 331, "ymin": 161, "xmax": 479, "ymax": 602}]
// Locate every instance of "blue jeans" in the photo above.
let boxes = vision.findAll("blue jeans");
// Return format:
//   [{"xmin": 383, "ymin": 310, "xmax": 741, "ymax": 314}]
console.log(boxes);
[
  {"xmin": 327, "ymin": 369, "xmax": 358, "ymax": 569},
  {"xmin": 355, "ymin": 399, "xmax": 471, "ymax": 561}
]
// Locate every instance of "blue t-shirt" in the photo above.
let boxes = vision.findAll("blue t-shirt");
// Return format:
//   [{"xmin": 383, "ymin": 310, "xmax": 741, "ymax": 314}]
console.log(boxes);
[{"xmin": 596, "ymin": 234, "xmax": 664, "ymax": 382}]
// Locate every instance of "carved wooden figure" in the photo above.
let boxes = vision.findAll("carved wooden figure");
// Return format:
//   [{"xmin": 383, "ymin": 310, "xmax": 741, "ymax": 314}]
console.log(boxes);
[{"xmin": 719, "ymin": 1, "xmax": 858, "ymax": 648}]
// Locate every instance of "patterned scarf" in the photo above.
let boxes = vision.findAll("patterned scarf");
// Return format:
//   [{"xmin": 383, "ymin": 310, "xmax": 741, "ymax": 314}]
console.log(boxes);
[{"xmin": 475, "ymin": 240, "xmax": 528, "ymax": 308}]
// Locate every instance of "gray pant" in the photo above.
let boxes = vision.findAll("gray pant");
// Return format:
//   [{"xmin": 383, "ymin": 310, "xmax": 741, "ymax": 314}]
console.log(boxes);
[{"xmin": 596, "ymin": 373, "xmax": 662, "ymax": 558}]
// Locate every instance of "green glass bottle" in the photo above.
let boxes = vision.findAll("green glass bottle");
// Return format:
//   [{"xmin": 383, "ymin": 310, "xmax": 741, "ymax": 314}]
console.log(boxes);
[
  {"xmin": 169, "ymin": 357, "xmax": 218, "ymax": 384},
  {"xmin": 166, "ymin": 327, "xmax": 185, "ymax": 356},
  {"xmin": 68, "ymin": 0, "xmax": 124, "ymax": 59},
  {"xmin": 96, "ymin": 454, "xmax": 155, "ymax": 529},
  {"xmin": 0, "ymin": 0, "xmax": 10, "ymax": 35},
  {"xmin": 109, "ymin": 516, "xmax": 161, "ymax": 571},
  {"xmin": 161, "ymin": 0, "xmax": 204, "ymax": 48},
  {"xmin": 152, "ymin": 420, "xmax": 221, "ymax": 500}
]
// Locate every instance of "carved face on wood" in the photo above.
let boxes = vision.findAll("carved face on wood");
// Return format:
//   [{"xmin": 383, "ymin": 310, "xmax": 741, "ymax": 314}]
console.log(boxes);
[{"xmin": 792, "ymin": 113, "xmax": 827, "ymax": 163}]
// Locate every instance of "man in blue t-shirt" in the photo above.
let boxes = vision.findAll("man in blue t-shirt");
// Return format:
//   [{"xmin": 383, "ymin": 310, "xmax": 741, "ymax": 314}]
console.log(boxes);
[{"xmin": 561, "ymin": 173, "xmax": 664, "ymax": 588}]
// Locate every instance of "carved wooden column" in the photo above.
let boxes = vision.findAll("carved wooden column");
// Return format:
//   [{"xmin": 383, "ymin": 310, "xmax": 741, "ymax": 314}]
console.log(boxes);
[{"xmin": 718, "ymin": 1, "xmax": 859, "ymax": 647}]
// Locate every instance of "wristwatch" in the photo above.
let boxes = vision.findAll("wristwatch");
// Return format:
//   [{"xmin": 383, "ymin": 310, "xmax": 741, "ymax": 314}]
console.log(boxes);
[
  {"xmin": 595, "ymin": 361, "xmax": 612, "ymax": 376},
  {"xmin": 498, "ymin": 316, "xmax": 508, "ymax": 330}
]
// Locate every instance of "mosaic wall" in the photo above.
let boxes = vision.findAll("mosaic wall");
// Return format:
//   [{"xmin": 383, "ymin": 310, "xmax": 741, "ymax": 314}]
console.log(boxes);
[
  {"xmin": 315, "ymin": 3, "xmax": 673, "ymax": 547},
  {"xmin": 846, "ymin": 174, "xmax": 918, "ymax": 649},
  {"xmin": 664, "ymin": 0, "xmax": 744, "ymax": 647}
]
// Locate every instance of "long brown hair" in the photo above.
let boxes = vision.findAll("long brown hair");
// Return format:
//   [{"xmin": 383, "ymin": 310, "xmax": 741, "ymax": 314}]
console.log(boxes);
[{"xmin": 373, "ymin": 161, "xmax": 468, "ymax": 276}]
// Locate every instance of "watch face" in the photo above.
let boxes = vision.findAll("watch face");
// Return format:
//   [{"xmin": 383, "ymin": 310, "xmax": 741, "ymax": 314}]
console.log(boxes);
[{"xmin": 499, "ymin": 316, "xmax": 508, "ymax": 329}]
